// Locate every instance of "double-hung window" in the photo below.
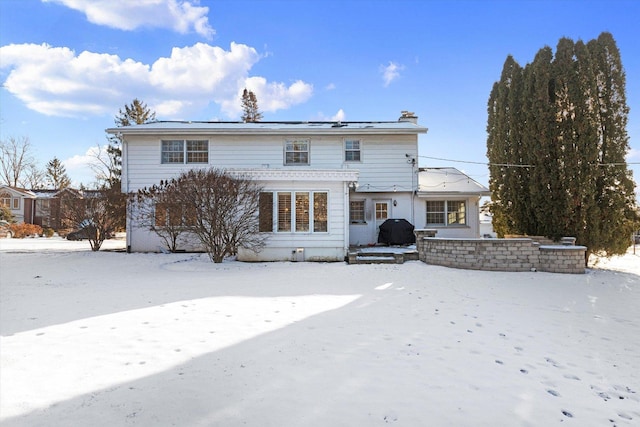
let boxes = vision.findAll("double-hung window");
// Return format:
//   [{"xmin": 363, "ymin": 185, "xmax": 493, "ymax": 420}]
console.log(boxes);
[
  {"xmin": 0, "ymin": 193, "xmax": 11, "ymax": 209},
  {"xmin": 349, "ymin": 200, "xmax": 365, "ymax": 223},
  {"xmin": 426, "ymin": 200, "xmax": 466, "ymax": 226},
  {"xmin": 284, "ymin": 139, "xmax": 309, "ymax": 165},
  {"xmin": 161, "ymin": 140, "xmax": 209, "ymax": 164},
  {"xmin": 259, "ymin": 191, "xmax": 328, "ymax": 233},
  {"xmin": 345, "ymin": 139, "xmax": 361, "ymax": 162}
]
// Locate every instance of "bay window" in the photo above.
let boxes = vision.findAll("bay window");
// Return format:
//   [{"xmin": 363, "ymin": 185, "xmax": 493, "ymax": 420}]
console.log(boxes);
[{"xmin": 260, "ymin": 191, "xmax": 329, "ymax": 233}]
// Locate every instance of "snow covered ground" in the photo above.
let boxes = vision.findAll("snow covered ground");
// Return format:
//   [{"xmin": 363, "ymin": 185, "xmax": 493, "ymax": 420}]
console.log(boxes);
[{"xmin": 1, "ymin": 237, "xmax": 638, "ymax": 426}]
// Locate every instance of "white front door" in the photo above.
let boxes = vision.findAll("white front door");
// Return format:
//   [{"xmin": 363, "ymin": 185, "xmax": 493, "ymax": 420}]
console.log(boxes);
[{"xmin": 374, "ymin": 200, "xmax": 391, "ymax": 237}]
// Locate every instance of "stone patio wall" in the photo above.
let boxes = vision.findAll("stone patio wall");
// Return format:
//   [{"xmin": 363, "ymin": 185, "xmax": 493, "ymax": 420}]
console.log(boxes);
[{"xmin": 414, "ymin": 229, "xmax": 586, "ymax": 274}]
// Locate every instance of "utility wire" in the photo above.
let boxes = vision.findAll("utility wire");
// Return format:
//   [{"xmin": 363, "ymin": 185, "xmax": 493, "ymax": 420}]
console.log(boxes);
[{"xmin": 419, "ymin": 155, "xmax": 640, "ymax": 168}]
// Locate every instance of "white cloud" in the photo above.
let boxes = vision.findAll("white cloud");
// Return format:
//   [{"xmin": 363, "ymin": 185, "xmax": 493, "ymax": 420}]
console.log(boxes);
[
  {"xmin": 627, "ymin": 147, "xmax": 640, "ymax": 161},
  {"xmin": 311, "ymin": 109, "xmax": 346, "ymax": 122},
  {"xmin": 0, "ymin": 42, "xmax": 314, "ymax": 119},
  {"xmin": 63, "ymin": 146, "xmax": 104, "ymax": 187},
  {"xmin": 380, "ymin": 61, "xmax": 404, "ymax": 87},
  {"xmin": 43, "ymin": 0, "xmax": 215, "ymax": 38},
  {"xmin": 331, "ymin": 109, "xmax": 345, "ymax": 122},
  {"xmin": 325, "ymin": 83, "xmax": 336, "ymax": 91}
]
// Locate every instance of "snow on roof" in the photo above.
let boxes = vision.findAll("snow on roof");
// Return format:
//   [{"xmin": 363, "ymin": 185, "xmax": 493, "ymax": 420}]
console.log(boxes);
[
  {"xmin": 106, "ymin": 120, "xmax": 428, "ymax": 135},
  {"xmin": 0, "ymin": 185, "xmax": 37, "ymax": 198},
  {"xmin": 417, "ymin": 167, "xmax": 490, "ymax": 195}
]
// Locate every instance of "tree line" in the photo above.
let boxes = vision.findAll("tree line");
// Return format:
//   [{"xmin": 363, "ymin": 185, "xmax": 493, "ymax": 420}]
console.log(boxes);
[{"xmin": 487, "ymin": 32, "xmax": 638, "ymax": 263}]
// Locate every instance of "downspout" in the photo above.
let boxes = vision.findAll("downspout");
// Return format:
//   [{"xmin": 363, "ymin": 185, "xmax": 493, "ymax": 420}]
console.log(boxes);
[
  {"xmin": 123, "ymin": 134, "xmax": 132, "ymax": 253},
  {"xmin": 344, "ymin": 181, "xmax": 350, "ymax": 257},
  {"xmin": 411, "ymin": 162, "xmax": 416, "ymax": 224}
]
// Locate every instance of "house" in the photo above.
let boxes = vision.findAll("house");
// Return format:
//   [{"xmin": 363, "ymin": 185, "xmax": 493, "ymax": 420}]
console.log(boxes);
[
  {"xmin": 0, "ymin": 185, "xmax": 36, "ymax": 223},
  {"xmin": 0, "ymin": 185, "xmax": 96, "ymax": 231},
  {"xmin": 29, "ymin": 188, "xmax": 85, "ymax": 230},
  {"xmin": 107, "ymin": 112, "xmax": 489, "ymax": 261}
]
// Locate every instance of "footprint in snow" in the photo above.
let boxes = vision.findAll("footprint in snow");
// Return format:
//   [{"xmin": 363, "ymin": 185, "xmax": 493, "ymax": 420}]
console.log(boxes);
[
  {"xmin": 561, "ymin": 410, "xmax": 573, "ymax": 418},
  {"xmin": 547, "ymin": 389, "xmax": 560, "ymax": 397},
  {"xmin": 563, "ymin": 374, "xmax": 581, "ymax": 381}
]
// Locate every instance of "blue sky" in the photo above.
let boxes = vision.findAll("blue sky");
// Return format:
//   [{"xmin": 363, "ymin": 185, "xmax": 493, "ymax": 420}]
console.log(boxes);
[{"xmin": 1, "ymin": 0, "xmax": 638, "ymax": 194}]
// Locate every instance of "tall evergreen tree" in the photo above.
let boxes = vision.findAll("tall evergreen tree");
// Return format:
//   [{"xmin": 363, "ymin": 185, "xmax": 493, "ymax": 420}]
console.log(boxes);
[
  {"xmin": 523, "ymin": 46, "xmax": 556, "ymax": 237},
  {"xmin": 587, "ymin": 33, "xmax": 638, "ymax": 257},
  {"xmin": 107, "ymin": 99, "xmax": 156, "ymax": 186},
  {"xmin": 486, "ymin": 56, "xmax": 527, "ymax": 236},
  {"xmin": 104, "ymin": 99, "xmax": 156, "ymax": 232},
  {"xmin": 487, "ymin": 32, "xmax": 638, "ymax": 263},
  {"xmin": 240, "ymin": 89, "xmax": 263, "ymax": 122},
  {"xmin": 45, "ymin": 157, "xmax": 71, "ymax": 189}
]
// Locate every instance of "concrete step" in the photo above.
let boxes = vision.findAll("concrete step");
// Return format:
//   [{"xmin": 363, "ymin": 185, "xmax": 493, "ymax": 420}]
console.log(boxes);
[{"xmin": 348, "ymin": 251, "xmax": 405, "ymax": 264}]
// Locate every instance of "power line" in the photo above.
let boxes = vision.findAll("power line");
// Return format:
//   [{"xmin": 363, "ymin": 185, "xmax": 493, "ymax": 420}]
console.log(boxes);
[
  {"xmin": 419, "ymin": 155, "xmax": 640, "ymax": 168},
  {"xmin": 419, "ymin": 155, "xmax": 534, "ymax": 168}
]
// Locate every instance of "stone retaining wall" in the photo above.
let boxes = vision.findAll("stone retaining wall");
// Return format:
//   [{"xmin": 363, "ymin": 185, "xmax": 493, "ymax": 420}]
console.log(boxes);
[{"xmin": 414, "ymin": 229, "xmax": 586, "ymax": 274}]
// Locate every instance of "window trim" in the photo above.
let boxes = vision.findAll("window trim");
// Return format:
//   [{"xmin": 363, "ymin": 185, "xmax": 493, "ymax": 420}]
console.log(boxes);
[
  {"xmin": 425, "ymin": 200, "xmax": 467, "ymax": 227},
  {"xmin": 161, "ymin": 139, "xmax": 209, "ymax": 165},
  {"xmin": 284, "ymin": 139, "xmax": 310, "ymax": 166},
  {"xmin": 344, "ymin": 139, "xmax": 362, "ymax": 162}
]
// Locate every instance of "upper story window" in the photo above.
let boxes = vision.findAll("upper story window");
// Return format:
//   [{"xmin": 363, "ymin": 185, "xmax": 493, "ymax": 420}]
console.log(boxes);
[
  {"xmin": 0, "ymin": 193, "xmax": 11, "ymax": 209},
  {"xmin": 284, "ymin": 139, "xmax": 309, "ymax": 165},
  {"xmin": 345, "ymin": 139, "xmax": 361, "ymax": 162},
  {"xmin": 1, "ymin": 193, "xmax": 19, "ymax": 210},
  {"xmin": 161, "ymin": 140, "xmax": 209, "ymax": 164},
  {"xmin": 426, "ymin": 200, "xmax": 466, "ymax": 226},
  {"xmin": 37, "ymin": 199, "xmax": 50, "ymax": 211}
]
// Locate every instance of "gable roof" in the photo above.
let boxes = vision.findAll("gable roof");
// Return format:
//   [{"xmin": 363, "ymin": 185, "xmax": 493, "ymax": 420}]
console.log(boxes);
[
  {"xmin": 417, "ymin": 168, "xmax": 490, "ymax": 196},
  {"xmin": 106, "ymin": 120, "xmax": 428, "ymax": 136},
  {"xmin": 0, "ymin": 185, "xmax": 37, "ymax": 198}
]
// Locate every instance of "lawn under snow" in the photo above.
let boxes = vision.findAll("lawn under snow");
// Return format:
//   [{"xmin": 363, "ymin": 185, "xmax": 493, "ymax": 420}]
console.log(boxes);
[{"xmin": 0, "ymin": 237, "xmax": 638, "ymax": 426}]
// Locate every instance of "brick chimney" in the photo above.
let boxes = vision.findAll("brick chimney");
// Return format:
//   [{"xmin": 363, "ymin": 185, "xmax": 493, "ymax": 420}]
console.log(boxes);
[{"xmin": 398, "ymin": 110, "xmax": 418, "ymax": 124}]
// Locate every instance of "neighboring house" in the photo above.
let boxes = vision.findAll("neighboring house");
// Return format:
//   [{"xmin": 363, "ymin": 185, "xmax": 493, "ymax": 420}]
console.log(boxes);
[
  {"xmin": 30, "ymin": 188, "xmax": 84, "ymax": 230},
  {"xmin": 107, "ymin": 112, "xmax": 489, "ymax": 261},
  {"xmin": 0, "ymin": 185, "xmax": 36, "ymax": 223},
  {"xmin": 0, "ymin": 185, "xmax": 92, "ymax": 230}
]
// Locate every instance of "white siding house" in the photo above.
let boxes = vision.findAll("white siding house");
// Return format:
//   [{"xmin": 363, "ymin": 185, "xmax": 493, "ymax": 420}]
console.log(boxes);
[{"xmin": 108, "ymin": 113, "xmax": 489, "ymax": 261}]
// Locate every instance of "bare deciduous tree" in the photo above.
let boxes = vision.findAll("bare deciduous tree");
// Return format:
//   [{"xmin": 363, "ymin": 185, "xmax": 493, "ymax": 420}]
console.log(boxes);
[
  {"xmin": 130, "ymin": 179, "xmax": 196, "ymax": 252},
  {"xmin": 24, "ymin": 163, "xmax": 47, "ymax": 189},
  {"xmin": 136, "ymin": 169, "xmax": 266, "ymax": 262},
  {"xmin": 60, "ymin": 189, "xmax": 120, "ymax": 251},
  {"xmin": 0, "ymin": 136, "xmax": 37, "ymax": 187}
]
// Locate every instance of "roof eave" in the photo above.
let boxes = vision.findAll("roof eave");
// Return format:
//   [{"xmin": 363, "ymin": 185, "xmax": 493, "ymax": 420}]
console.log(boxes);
[
  {"xmin": 417, "ymin": 191, "xmax": 491, "ymax": 197},
  {"xmin": 106, "ymin": 125, "xmax": 428, "ymax": 136}
]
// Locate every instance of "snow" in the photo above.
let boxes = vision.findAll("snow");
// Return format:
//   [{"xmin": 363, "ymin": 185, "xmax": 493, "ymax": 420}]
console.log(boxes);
[{"xmin": 1, "ymin": 237, "xmax": 639, "ymax": 426}]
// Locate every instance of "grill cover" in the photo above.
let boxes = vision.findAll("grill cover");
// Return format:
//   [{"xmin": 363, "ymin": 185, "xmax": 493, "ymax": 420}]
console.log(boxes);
[{"xmin": 377, "ymin": 218, "xmax": 416, "ymax": 245}]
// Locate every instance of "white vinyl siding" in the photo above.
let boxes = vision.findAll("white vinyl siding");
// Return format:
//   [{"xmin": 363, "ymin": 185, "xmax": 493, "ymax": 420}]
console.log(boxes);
[{"xmin": 122, "ymin": 135, "xmax": 417, "ymax": 194}]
